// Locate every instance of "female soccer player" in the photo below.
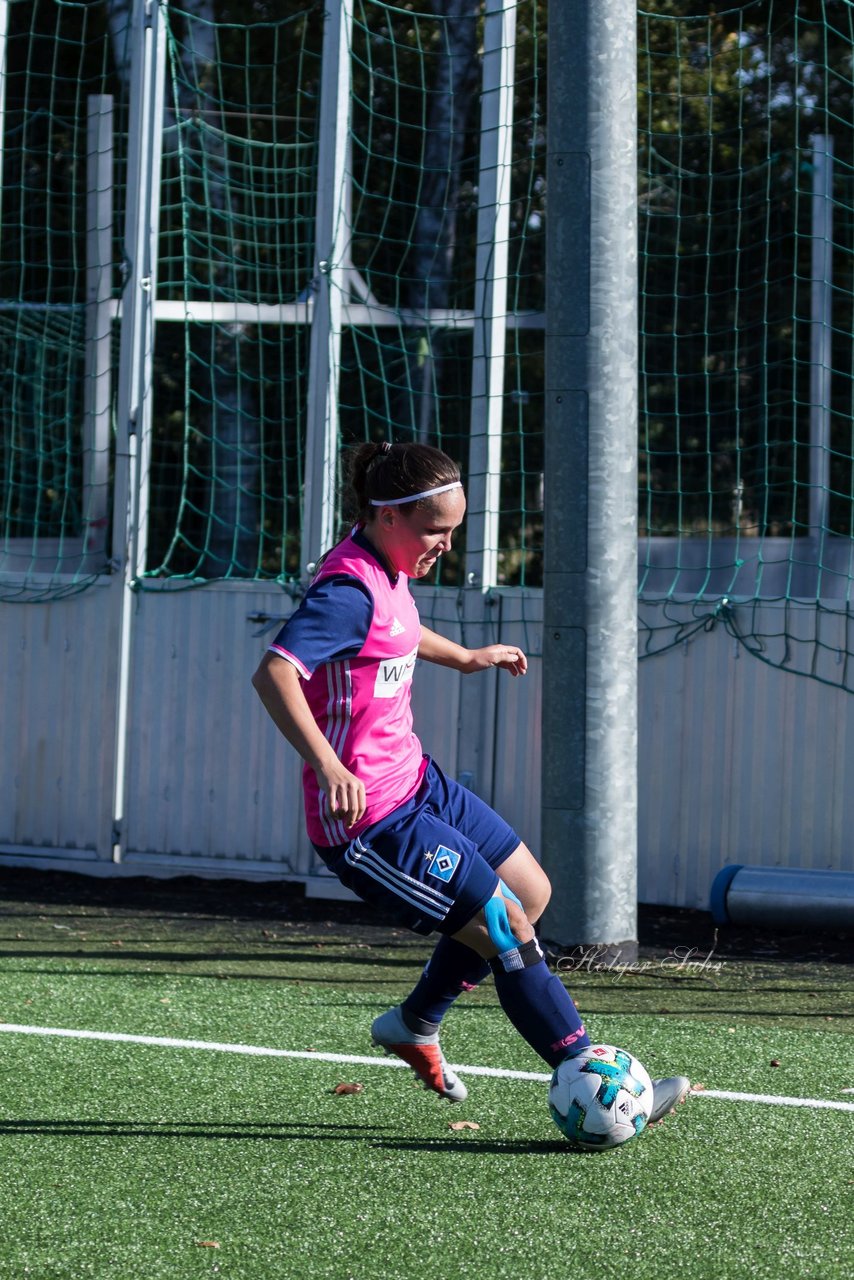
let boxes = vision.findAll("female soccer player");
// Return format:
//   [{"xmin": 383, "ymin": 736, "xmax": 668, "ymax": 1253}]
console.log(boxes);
[{"xmin": 252, "ymin": 441, "xmax": 688, "ymax": 1120}]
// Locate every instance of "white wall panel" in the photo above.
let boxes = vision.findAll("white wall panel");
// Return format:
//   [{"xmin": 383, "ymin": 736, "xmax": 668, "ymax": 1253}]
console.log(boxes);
[
  {"xmin": 124, "ymin": 582, "xmax": 311, "ymax": 873},
  {"xmin": 489, "ymin": 591, "xmax": 543, "ymax": 853},
  {"xmin": 5, "ymin": 584, "xmax": 854, "ymax": 909},
  {"xmin": 409, "ymin": 587, "xmax": 464, "ymax": 780},
  {"xmin": 0, "ymin": 579, "xmax": 117, "ymax": 858},
  {"xmin": 412, "ymin": 588, "xmax": 543, "ymax": 852},
  {"xmin": 637, "ymin": 600, "xmax": 854, "ymax": 908}
]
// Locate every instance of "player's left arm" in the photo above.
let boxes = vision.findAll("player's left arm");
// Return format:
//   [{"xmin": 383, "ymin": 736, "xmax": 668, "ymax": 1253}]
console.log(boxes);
[{"xmin": 417, "ymin": 625, "xmax": 527, "ymax": 677}]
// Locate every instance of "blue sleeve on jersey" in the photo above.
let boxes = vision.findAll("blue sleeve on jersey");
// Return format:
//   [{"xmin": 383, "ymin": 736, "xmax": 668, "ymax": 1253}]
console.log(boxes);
[{"xmin": 269, "ymin": 575, "xmax": 374, "ymax": 676}]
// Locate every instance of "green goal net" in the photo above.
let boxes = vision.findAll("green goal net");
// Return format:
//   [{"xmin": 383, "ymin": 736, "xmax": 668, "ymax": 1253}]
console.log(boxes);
[
  {"xmin": 148, "ymin": 0, "xmax": 546, "ymax": 588},
  {"xmin": 2, "ymin": 1, "xmax": 854, "ymax": 692},
  {"xmin": 637, "ymin": 0, "xmax": 854, "ymax": 689},
  {"xmin": 0, "ymin": 0, "xmax": 545, "ymax": 597},
  {"xmin": 0, "ymin": 0, "xmax": 118, "ymax": 599}
]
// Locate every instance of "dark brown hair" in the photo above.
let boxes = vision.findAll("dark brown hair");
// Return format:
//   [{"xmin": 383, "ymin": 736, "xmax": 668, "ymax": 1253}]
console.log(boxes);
[
  {"xmin": 310, "ymin": 442, "xmax": 461, "ymax": 577},
  {"xmin": 345, "ymin": 441, "xmax": 461, "ymax": 524}
]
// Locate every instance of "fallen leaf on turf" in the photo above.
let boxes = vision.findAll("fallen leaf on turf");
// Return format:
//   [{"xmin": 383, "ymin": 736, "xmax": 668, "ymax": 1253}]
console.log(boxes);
[
  {"xmin": 332, "ymin": 1082, "xmax": 364, "ymax": 1095},
  {"xmin": 448, "ymin": 1121, "xmax": 480, "ymax": 1131},
  {"xmin": 196, "ymin": 1242, "xmax": 220, "ymax": 1249},
  {"xmin": 770, "ymin": 1058, "xmax": 781, "ymax": 1067}
]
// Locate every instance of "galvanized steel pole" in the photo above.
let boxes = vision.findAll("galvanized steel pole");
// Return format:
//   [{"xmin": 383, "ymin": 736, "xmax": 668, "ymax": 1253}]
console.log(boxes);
[
  {"xmin": 302, "ymin": 0, "xmax": 353, "ymax": 579},
  {"xmin": 111, "ymin": 0, "xmax": 167, "ymax": 862},
  {"xmin": 466, "ymin": 0, "xmax": 517, "ymax": 593},
  {"xmin": 83, "ymin": 95, "xmax": 114, "ymax": 569},
  {"xmin": 0, "ymin": 2, "xmax": 7, "ymax": 244},
  {"xmin": 809, "ymin": 134, "xmax": 833, "ymax": 550},
  {"xmin": 540, "ymin": 0, "xmax": 638, "ymax": 960}
]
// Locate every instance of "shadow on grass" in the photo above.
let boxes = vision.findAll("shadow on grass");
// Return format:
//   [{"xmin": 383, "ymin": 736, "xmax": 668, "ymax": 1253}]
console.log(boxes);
[
  {"xmin": 0, "ymin": 947, "xmax": 418, "ymax": 968},
  {"xmin": 0, "ymin": 1118, "xmax": 580, "ymax": 1156},
  {"xmin": 0, "ymin": 869, "xmax": 400, "ymax": 930},
  {"xmin": 0, "ymin": 966, "xmax": 412, "ymax": 986},
  {"xmin": 0, "ymin": 1118, "xmax": 396, "ymax": 1141},
  {"xmin": 4, "ymin": 968, "xmax": 850, "ymax": 1020},
  {"xmin": 373, "ymin": 1137, "xmax": 579, "ymax": 1156},
  {"xmin": 3, "ymin": 869, "xmax": 853, "ymax": 965},
  {"xmin": 584, "ymin": 1009, "xmax": 853, "ymax": 1021}
]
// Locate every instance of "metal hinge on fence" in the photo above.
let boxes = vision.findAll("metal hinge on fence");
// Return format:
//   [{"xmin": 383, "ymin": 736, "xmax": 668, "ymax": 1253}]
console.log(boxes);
[{"xmin": 246, "ymin": 613, "xmax": 291, "ymax": 637}]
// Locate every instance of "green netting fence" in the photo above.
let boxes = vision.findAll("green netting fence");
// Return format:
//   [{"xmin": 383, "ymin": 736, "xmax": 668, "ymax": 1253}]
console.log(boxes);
[
  {"xmin": 0, "ymin": 0, "xmax": 119, "ymax": 599},
  {"xmin": 637, "ymin": 0, "xmax": 854, "ymax": 689},
  {"xmin": 2, "ymin": 1, "xmax": 854, "ymax": 687}
]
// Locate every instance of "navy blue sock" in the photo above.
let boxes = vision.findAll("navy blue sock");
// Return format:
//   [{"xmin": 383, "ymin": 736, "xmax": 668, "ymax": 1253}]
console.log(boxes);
[
  {"xmin": 490, "ymin": 938, "xmax": 590, "ymax": 1069},
  {"xmin": 401, "ymin": 935, "xmax": 491, "ymax": 1029}
]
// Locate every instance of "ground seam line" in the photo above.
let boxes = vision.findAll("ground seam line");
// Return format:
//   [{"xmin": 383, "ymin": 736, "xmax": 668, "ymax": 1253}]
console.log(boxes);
[{"xmin": 2, "ymin": 1023, "xmax": 853, "ymax": 1112}]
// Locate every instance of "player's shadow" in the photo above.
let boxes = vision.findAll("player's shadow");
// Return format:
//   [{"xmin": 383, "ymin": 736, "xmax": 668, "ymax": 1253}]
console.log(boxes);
[
  {"xmin": 374, "ymin": 1136, "xmax": 588, "ymax": 1156},
  {"xmin": 0, "ymin": 1119, "xmax": 395, "ymax": 1142},
  {"xmin": 0, "ymin": 1120, "xmax": 600, "ymax": 1155},
  {"xmin": 1, "ymin": 1126, "xmax": 594, "ymax": 1157}
]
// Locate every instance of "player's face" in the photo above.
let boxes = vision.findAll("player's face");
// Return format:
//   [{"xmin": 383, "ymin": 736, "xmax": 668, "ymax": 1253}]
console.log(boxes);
[{"xmin": 380, "ymin": 488, "xmax": 467, "ymax": 578}]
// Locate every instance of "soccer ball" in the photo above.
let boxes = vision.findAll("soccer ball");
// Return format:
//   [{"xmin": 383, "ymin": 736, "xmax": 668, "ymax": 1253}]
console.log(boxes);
[{"xmin": 549, "ymin": 1044, "xmax": 653, "ymax": 1150}]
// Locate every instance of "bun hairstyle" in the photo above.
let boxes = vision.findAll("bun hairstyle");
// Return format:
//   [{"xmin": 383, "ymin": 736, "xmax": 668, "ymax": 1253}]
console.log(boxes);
[{"xmin": 346, "ymin": 441, "xmax": 461, "ymax": 524}]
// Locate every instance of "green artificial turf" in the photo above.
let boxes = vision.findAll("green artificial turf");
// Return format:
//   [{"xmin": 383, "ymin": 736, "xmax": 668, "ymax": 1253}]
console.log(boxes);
[{"xmin": 0, "ymin": 877, "xmax": 852, "ymax": 1280}]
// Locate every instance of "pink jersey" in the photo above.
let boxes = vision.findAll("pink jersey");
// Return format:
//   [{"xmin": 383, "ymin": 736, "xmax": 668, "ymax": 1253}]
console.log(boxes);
[{"xmin": 270, "ymin": 530, "xmax": 427, "ymax": 846}]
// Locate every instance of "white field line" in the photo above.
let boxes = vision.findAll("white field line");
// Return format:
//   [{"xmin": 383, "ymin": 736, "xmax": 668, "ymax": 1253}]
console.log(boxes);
[
  {"xmin": 689, "ymin": 1087, "xmax": 854, "ymax": 1112},
  {"xmin": 0, "ymin": 1022, "xmax": 548, "ymax": 1082},
  {"xmin": 1, "ymin": 1023, "xmax": 854, "ymax": 1113}
]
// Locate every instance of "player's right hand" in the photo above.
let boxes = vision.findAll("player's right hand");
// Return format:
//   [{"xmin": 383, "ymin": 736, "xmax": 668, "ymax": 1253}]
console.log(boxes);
[{"xmin": 316, "ymin": 761, "xmax": 367, "ymax": 828}]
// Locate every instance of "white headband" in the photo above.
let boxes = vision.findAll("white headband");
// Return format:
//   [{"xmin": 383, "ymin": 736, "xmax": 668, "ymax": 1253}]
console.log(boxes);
[{"xmin": 370, "ymin": 481, "xmax": 463, "ymax": 507}]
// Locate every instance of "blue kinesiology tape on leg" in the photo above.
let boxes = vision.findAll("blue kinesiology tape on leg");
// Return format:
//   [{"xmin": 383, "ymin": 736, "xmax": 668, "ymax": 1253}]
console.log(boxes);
[
  {"xmin": 483, "ymin": 894, "xmax": 520, "ymax": 957},
  {"xmin": 484, "ymin": 885, "xmax": 535, "ymax": 971}
]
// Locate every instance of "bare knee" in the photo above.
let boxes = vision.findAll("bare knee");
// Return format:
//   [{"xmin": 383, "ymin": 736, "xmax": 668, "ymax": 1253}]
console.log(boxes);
[
  {"xmin": 498, "ymin": 844, "xmax": 552, "ymax": 923},
  {"xmin": 509, "ymin": 871, "xmax": 550, "ymax": 926},
  {"xmin": 527, "ymin": 876, "xmax": 551, "ymax": 924}
]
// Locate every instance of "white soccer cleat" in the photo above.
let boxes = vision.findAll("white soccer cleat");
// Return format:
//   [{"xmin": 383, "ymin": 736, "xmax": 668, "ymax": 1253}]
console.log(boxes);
[
  {"xmin": 371, "ymin": 1005, "xmax": 468, "ymax": 1103},
  {"xmin": 648, "ymin": 1075, "xmax": 691, "ymax": 1124}
]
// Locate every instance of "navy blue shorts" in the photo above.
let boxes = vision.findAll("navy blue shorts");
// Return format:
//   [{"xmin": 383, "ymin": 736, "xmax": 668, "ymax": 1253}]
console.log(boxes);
[{"xmin": 312, "ymin": 757, "xmax": 521, "ymax": 936}]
